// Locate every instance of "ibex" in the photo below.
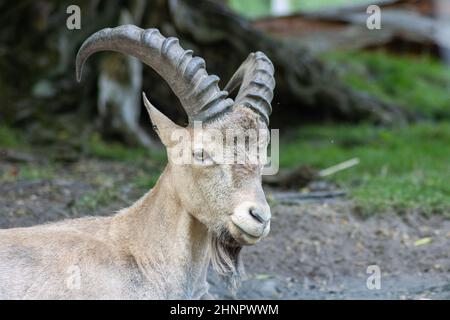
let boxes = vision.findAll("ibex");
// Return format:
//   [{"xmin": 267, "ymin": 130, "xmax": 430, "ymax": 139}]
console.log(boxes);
[{"xmin": 0, "ymin": 25, "xmax": 275, "ymax": 299}]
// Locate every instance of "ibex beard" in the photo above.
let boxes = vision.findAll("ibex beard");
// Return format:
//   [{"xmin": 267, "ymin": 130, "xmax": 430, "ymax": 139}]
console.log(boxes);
[{"xmin": 0, "ymin": 25, "xmax": 275, "ymax": 299}]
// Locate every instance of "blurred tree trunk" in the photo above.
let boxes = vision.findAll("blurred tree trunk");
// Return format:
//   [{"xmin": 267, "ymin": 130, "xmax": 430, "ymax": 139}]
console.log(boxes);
[
  {"xmin": 0, "ymin": 0, "xmax": 411, "ymax": 148},
  {"xmin": 96, "ymin": 1, "xmax": 159, "ymax": 148}
]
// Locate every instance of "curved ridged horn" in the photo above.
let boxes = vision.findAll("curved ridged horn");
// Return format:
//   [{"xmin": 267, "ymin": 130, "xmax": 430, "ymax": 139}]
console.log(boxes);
[
  {"xmin": 76, "ymin": 25, "xmax": 233, "ymax": 122},
  {"xmin": 224, "ymin": 52, "xmax": 275, "ymax": 125}
]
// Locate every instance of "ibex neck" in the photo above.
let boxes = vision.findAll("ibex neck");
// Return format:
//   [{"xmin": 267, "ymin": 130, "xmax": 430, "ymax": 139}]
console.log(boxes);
[{"xmin": 121, "ymin": 166, "xmax": 210, "ymax": 299}]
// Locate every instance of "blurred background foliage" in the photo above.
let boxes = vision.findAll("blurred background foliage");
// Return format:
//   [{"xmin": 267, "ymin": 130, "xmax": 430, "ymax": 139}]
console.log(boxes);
[
  {"xmin": 0, "ymin": 0, "xmax": 449, "ymax": 215},
  {"xmin": 229, "ymin": 0, "xmax": 370, "ymax": 18}
]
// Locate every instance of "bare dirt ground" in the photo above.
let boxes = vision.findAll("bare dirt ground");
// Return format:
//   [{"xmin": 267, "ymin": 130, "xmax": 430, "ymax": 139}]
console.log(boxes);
[{"xmin": 0, "ymin": 157, "xmax": 449, "ymax": 299}]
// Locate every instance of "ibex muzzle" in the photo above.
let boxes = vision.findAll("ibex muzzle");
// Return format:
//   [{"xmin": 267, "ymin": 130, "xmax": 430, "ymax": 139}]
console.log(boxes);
[{"xmin": 0, "ymin": 25, "xmax": 275, "ymax": 299}]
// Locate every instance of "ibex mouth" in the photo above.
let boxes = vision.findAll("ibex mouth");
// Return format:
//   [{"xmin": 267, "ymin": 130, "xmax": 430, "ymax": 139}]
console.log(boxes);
[
  {"xmin": 228, "ymin": 221, "xmax": 267, "ymax": 245},
  {"xmin": 233, "ymin": 223, "xmax": 260, "ymax": 240}
]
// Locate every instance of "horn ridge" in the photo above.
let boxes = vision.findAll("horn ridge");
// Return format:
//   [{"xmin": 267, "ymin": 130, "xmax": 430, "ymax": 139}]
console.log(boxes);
[
  {"xmin": 76, "ymin": 25, "xmax": 233, "ymax": 122},
  {"xmin": 224, "ymin": 51, "xmax": 275, "ymax": 124}
]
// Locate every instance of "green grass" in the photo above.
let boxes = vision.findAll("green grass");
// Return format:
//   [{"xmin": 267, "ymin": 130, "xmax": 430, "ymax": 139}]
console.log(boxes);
[
  {"xmin": 0, "ymin": 125, "xmax": 23, "ymax": 148},
  {"xmin": 229, "ymin": 0, "xmax": 369, "ymax": 18},
  {"xmin": 289, "ymin": 0, "xmax": 368, "ymax": 12},
  {"xmin": 322, "ymin": 51, "xmax": 450, "ymax": 119},
  {"xmin": 0, "ymin": 126, "xmax": 164, "ymax": 192},
  {"xmin": 0, "ymin": 126, "xmax": 55, "ymax": 182},
  {"xmin": 73, "ymin": 188, "xmax": 121, "ymax": 212},
  {"xmin": 229, "ymin": 0, "xmax": 272, "ymax": 19},
  {"xmin": 280, "ymin": 122, "xmax": 450, "ymax": 215},
  {"xmin": 86, "ymin": 133, "xmax": 165, "ymax": 164},
  {"xmin": 0, "ymin": 163, "xmax": 58, "ymax": 182},
  {"xmin": 132, "ymin": 174, "xmax": 160, "ymax": 191},
  {"xmin": 0, "ymin": 125, "xmax": 165, "ymax": 164}
]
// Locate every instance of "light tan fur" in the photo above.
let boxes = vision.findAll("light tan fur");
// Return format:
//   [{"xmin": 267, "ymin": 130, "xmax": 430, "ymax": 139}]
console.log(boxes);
[{"xmin": 0, "ymin": 99, "xmax": 271, "ymax": 300}]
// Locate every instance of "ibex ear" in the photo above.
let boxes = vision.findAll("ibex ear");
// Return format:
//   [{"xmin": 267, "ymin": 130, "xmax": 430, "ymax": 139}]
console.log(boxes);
[{"xmin": 143, "ymin": 92, "xmax": 182, "ymax": 147}]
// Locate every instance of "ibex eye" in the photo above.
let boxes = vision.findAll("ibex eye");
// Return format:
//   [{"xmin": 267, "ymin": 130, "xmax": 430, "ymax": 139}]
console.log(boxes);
[
  {"xmin": 193, "ymin": 149, "xmax": 206, "ymax": 161},
  {"xmin": 192, "ymin": 149, "xmax": 214, "ymax": 166}
]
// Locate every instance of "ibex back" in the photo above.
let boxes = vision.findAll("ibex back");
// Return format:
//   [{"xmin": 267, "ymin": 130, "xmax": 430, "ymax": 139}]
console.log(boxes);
[{"xmin": 0, "ymin": 25, "xmax": 275, "ymax": 299}]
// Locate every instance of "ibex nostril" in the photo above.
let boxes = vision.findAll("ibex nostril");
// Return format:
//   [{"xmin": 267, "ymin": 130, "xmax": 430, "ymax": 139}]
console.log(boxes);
[{"xmin": 249, "ymin": 207, "xmax": 267, "ymax": 224}]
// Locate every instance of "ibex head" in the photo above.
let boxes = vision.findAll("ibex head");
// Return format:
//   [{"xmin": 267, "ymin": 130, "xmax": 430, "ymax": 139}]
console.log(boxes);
[{"xmin": 76, "ymin": 25, "xmax": 275, "ymax": 277}]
